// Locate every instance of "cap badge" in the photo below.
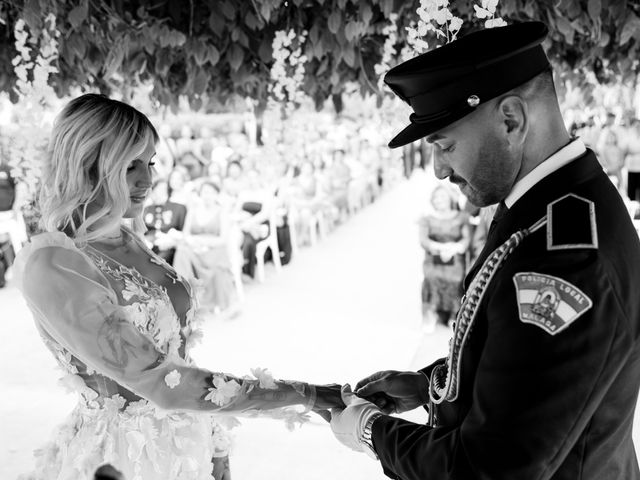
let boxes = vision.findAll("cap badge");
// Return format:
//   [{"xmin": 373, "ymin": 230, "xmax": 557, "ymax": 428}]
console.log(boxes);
[{"xmin": 467, "ymin": 95, "xmax": 480, "ymax": 107}]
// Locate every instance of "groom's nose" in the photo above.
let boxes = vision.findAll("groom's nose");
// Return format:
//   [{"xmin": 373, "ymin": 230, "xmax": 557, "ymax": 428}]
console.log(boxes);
[{"xmin": 433, "ymin": 148, "xmax": 453, "ymax": 180}]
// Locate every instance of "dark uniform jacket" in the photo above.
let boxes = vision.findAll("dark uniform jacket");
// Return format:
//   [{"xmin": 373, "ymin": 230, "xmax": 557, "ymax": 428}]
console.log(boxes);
[{"xmin": 372, "ymin": 149, "xmax": 640, "ymax": 479}]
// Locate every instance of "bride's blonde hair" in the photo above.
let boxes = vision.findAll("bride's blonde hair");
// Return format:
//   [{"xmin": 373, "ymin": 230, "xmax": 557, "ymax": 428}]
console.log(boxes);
[{"xmin": 40, "ymin": 94, "xmax": 159, "ymax": 244}]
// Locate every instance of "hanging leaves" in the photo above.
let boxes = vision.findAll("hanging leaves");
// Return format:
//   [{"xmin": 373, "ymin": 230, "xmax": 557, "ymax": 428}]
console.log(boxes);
[
  {"xmin": 587, "ymin": 0, "xmax": 601, "ymax": 24},
  {"xmin": 342, "ymin": 46, "xmax": 356, "ymax": 67},
  {"xmin": 221, "ymin": 1, "xmax": 237, "ymax": 21},
  {"xmin": 227, "ymin": 43, "xmax": 244, "ymax": 71},
  {"xmin": 0, "ymin": 0, "xmax": 638, "ymax": 113},
  {"xmin": 620, "ymin": 13, "xmax": 640, "ymax": 46},
  {"xmin": 327, "ymin": 11, "xmax": 342, "ymax": 34},
  {"xmin": 208, "ymin": 45, "xmax": 221, "ymax": 66},
  {"xmin": 192, "ymin": 69, "xmax": 208, "ymax": 95},
  {"xmin": 360, "ymin": 3, "xmax": 373, "ymax": 25},
  {"xmin": 103, "ymin": 41, "xmax": 126, "ymax": 78},
  {"xmin": 67, "ymin": 0, "xmax": 87, "ymax": 29},
  {"xmin": 556, "ymin": 17, "xmax": 575, "ymax": 44}
]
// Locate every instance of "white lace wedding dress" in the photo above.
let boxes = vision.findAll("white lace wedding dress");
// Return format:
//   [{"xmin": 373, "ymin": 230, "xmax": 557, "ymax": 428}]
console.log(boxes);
[{"xmin": 13, "ymin": 226, "xmax": 316, "ymax": 480}]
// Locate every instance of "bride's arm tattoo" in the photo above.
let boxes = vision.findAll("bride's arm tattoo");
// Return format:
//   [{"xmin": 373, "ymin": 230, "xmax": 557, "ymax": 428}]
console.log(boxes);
[
  {"xmin": 96, "ymin": 311, "xmax": 160, "ymax": 373},
  {"xmin": 247, "ymin": 389, "xmax": 287, "ymax": 402}
]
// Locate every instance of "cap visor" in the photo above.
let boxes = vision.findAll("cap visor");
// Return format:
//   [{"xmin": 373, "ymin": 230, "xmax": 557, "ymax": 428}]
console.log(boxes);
[{"xmin": 388, "ymin": 123, "xmax": 431, "ymax": 149}]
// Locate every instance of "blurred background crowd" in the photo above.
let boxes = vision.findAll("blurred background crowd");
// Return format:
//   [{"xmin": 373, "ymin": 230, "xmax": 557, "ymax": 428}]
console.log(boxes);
[
  {"xmin": 0, "ymin": 111, "xmax": 405, "ymax": 319},
  {"xmin": 2, "ymin": 105, "xmax": 640, "ymax": 332}
]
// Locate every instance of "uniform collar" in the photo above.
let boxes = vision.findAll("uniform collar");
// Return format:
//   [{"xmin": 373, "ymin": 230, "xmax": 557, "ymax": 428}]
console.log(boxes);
[
  {"xmin": 504, "ymin": 138, "xmax": 587, "ymax": 208},
  {"xmin": 465, "ymin": 148, "xmax": 603, "ymax": 289}
]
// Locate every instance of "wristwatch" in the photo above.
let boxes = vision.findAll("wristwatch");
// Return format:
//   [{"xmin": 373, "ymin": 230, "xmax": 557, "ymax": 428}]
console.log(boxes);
[{"xmin": 360, "ymin": 412, "xmax": 383, "ymax": 460}]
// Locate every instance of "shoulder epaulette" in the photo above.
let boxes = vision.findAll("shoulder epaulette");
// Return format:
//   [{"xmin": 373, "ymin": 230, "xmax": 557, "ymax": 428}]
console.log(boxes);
[{"xmin": 546, "ymin": 193, "xmax": 598, "ymax": 251}]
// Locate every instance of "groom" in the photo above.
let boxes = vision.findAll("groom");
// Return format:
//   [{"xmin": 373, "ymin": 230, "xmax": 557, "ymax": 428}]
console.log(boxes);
[{"xmin": 329, "ymin": 21, "xmax": 640, "ymax": 480}]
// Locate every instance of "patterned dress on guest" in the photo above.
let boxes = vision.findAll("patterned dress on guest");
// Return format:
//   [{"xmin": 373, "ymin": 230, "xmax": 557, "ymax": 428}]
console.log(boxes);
[{"xmin": 420, "ymin": 212, "xmax": 468, "ymax": 318}]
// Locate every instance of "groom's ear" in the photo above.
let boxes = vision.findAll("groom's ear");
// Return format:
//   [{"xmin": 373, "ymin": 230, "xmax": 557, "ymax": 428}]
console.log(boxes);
[{"xmin": 495, "ymin": 95, "xmax": 528, "ymax": 148}]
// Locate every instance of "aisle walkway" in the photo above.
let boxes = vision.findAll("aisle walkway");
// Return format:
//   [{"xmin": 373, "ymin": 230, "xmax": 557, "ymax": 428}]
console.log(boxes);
[
  {"xmin": 0, "ymin": 181, "xmax": 450, "ymax": 480},
  {"xmin": 188, "ymin": 181, "xmax": 451, "ymax": 479}
]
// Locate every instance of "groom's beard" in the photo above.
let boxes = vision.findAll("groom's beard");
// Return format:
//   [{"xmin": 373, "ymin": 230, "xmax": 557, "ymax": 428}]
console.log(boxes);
[{"xmin": 455, "ymin": 134, "xmax": 516, "ymax": 208}]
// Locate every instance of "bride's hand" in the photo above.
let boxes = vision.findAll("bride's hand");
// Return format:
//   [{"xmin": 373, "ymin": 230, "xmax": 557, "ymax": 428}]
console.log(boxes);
[
  {"xmin": 312, "ymin": 384, "xmax": 345, "ymax": 423},
  {"xmin": 312, "ymin": 383, "xmax": 345, "ymax": 422},
  {"xmin": 314, "ymin": 383, "xmax": 346, "ymax": 410}
]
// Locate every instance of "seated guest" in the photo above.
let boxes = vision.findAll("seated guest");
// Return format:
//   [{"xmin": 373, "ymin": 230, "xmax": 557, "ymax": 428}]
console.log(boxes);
[
  {"xmin": 143, "ymin": 179, "xmax": 187, "ymax": 265},
  {"xmin": 174, "ymin": 124, "xmax": 195, "ymax": 158},
  {"xmin": 234, "ymin": 168, "xmax": 278, "ymax": 279},
  {"xmin": 357, "ymin": 141, "xmax": 383, "ymax": 203},
  {"xmin": 419, "ymin": 185, "xmax": 470, "ymax": 331},
  {"xmin": 210, "ymin": 138, "xmax": 234, "ymax": 167},
  {"xmin": 167, "ymin": 165, "xmax": 193, "ymax": 204},
  {"xmin": 290, "ymin": 160, "xmax": 325, "ymax": 245},
  {"xmin": 173, "ymin": 180, "xmax": 239, "ymax": 316},
  {"xmin": 221, "ymin": 158, "xmax": 246, "ymax": 202},
  {"xmin": 178, "ymin": 150, "xmax": 207, "ymax": 181},
  {"xmin": 327, "ymin": 148, "xmax": 352, "ymax": 220},
  {"xmin": 194, "ymin": 126, "xmax": 215, "ymax": 161},
  {"xmin": 219, "ymin": 159, "xmax": 261, "ymax": 277},
  {"xmin": 207, "ymin": 161, "xmax": 225, "ymax": 187}
]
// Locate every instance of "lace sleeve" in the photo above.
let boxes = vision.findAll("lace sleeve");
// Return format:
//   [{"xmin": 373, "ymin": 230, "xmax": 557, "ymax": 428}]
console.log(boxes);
[{"xmin": 16, "ymin": 236, "xmax": 315, "ymax": 419}]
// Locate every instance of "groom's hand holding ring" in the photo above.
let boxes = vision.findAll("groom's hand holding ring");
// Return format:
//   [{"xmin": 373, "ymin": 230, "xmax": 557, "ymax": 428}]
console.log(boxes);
[
  {"xmin": 330, "ymin": 385, "xmax": 382, "ymax": 457},
  {"xmin": 355, "ymin": 370, "xmax": 429, "ymax": 414}
]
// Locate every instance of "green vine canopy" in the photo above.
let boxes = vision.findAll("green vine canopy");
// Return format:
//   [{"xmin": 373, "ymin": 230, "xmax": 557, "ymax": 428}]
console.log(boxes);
[{"xmin": 0, "ymin": 0, "xmax": 638, "ymax": 113}]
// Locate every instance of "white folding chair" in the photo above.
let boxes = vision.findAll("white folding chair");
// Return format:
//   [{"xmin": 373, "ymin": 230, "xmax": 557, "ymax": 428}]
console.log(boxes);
[
  {"xmin": 255, "ymin": 209, "xmax": 282, "ymax": 283},
  {"xmin": 286, "ymin": 206, "xmax": 300, "ymax": 256},
  {"xmin": 227, "ymin": 239, "xmax": 245, "ymax": 301}
]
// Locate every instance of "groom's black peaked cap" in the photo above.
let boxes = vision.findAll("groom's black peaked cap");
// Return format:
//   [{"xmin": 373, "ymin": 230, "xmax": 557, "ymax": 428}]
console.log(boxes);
[{"xmin": 384, "ymin": 21, "xmax": 550, "ymax": 148}]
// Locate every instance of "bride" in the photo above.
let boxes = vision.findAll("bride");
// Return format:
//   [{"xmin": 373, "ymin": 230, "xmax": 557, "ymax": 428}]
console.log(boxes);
[{"xmin": 13, "ymin": 94, "xmax": 342, "ymax": 480}]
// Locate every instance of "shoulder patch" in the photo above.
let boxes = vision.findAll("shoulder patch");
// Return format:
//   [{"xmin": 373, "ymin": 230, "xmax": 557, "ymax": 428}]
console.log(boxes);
[
  {"xmin": 547, "ymin": 193, "xmax": 598, "ymax": 250},
  {"xmin": 512, "ymin": 272, "xmax": 593, "ymax": 335}
]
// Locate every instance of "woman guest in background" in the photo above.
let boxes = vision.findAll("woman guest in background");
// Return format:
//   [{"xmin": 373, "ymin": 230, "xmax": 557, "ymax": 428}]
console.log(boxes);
[
  {"xmin": 167, "ymin": 164, "xmax": 193, "ymax": 205},
  {"xmin": 14, "ymin": 94, "xmax": 342, "ymax": 480},
  {"xmin": 327, "ymin": 148, "xmax": 352, "ymax": 222},
  {"xmin": 173, "ymin": 180, "xmax": 240, "ymax": 318},
  {"xmin": 290, "ymin": 160, "xmax": 323, "ymax": 246},
  {"xmin": 419, "ymin": 184, "xmax": 470, "ymax": 332},
  {"xmin": 224, "ymin": 163, "xmax": 277, "ymax": 279}
]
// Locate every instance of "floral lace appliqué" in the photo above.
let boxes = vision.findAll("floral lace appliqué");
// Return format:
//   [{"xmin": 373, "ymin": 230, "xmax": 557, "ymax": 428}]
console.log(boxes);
[
  {"xmin": 164, "ymin": 370, "xmax": 181, "ymax": 389},
  {"xmin": 84, "ymin": 249, "xmax": 183, "ymax": 357},
  {"xmin": 251, "ymin": 367, "xmax": 278, "ymax": 390},
  {"xmin": 205, "ymin": 375, "xmax": 242, "ymax": 406}
]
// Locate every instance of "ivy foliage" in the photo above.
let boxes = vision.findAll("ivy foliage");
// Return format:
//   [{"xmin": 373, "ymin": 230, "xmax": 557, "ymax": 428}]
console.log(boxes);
[{"xmin": 0, "ymin": 0, "xmax": 638, "ymax": 111}]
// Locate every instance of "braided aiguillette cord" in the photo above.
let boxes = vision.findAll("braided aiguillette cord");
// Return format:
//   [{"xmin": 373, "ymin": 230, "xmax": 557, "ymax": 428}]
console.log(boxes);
[{"xmin": 427, "ymin": 217, "xmax": 547, "ymax": 426}]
